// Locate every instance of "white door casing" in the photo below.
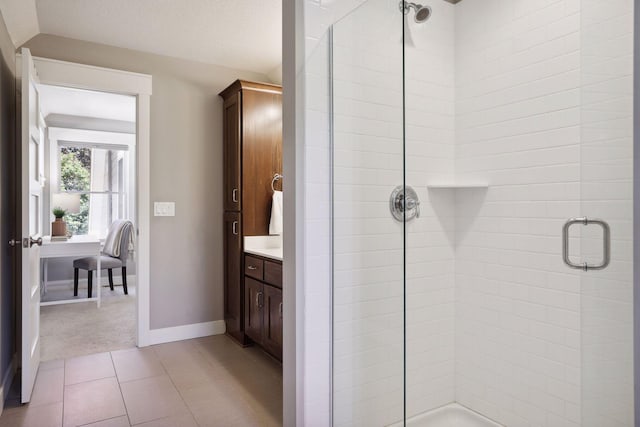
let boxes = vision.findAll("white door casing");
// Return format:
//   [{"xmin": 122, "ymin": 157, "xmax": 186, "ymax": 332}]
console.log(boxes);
[
  {"xmin": 27, "ymin": 55, "xmax": 152, "ymax": 347},
  {"xmin": 19, "ymin": 47, "xmax": 43, "ymax": 403}
]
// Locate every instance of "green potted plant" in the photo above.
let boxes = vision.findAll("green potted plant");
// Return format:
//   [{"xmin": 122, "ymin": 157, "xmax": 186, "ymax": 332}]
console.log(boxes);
[{"xmin": 52, "ymin": 207, "xmax": 68, "ymax": 237}]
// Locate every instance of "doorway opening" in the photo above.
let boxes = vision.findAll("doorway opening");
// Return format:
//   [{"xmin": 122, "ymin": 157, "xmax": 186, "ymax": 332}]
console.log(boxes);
[{"xmin": 38, "ymin": 84, "xmax": 137, "ymax": 361}]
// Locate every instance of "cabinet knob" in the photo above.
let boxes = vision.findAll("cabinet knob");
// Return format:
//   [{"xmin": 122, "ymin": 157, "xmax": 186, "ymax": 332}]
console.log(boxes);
[
  {"xmin": 232, "ymin": 188, "xmax": 239, "ymax": 203},
  {"xmin": 232, "ymin": 221, "xmax": 238, "ymax": 235},
  {"xmin": 248, "ymin": 265, "xmax": 257, "ymax": 270}
]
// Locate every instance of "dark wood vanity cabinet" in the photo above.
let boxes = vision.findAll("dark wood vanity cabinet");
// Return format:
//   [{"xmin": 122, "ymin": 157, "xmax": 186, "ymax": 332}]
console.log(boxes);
[
  {"xmin": 223, "ymin": 211, "xmax": 243, "ymax": 343},
  {"xmin": 243, "ymin": 254, "xmax": 283, "ymax": 360},
  {"xmin": 262, "ymin": 284, "xmax": 283, "ymax": 359},
  {"xmin": 219, "ymin": 80, "xmax": 282, "ymax": 348},
  {"xmin": 244, "ymin": 277, "xmax": 264, "ymax": 342}
]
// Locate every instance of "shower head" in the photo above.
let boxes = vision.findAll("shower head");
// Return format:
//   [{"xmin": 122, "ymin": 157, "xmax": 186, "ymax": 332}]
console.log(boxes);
[
  {"xmin": 413, "ymin": 4, "xmax": 432, "ymax": 22},
  {"xmin": 399, "ymin": 1, "xmax": 432, "ymax": 23}
]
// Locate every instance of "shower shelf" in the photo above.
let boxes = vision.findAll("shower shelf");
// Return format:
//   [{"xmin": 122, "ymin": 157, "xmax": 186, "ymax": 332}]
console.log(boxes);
[{"xmin": 427, "ymin": 183, "xmax": 489, "ymax": 189}]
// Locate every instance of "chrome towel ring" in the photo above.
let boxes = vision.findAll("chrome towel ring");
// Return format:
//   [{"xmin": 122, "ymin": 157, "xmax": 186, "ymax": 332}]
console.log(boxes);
[{"xmin": 271, "ymin": 174, "xmax": 283, "ymax": 192}]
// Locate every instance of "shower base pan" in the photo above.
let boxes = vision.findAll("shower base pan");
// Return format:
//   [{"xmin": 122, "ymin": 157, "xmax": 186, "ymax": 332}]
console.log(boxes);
[{"xmin": 389, "ymin": 403, "xmax": 504, "ymax": 427}]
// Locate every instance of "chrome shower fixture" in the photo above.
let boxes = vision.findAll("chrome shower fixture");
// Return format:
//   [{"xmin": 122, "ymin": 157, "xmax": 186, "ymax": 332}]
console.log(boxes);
[
  {"xmin": 390, "ymin": 185, "xmax": 421, "ymax": 221},
  {"xmin": 399, "ymin": 1, "xmax": 432, "ymax": 23}
]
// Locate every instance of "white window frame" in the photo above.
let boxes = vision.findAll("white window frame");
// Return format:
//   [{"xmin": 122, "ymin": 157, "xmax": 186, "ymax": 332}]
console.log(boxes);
[
  {"xmin": 54, "ymin": 140, "xmax": 132, "ymax": 239},
  {"xmin": 47, "ymin": 128, "xmax": 136, "ymax": 240}
]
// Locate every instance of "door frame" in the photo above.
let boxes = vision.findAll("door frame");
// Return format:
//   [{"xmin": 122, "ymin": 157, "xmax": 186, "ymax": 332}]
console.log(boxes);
[
  {"xmin": 282, "ymin": 0, "xmax": 303, "ymax": 424},
  {"xmin": 22, "ymin": 54, "xmax": 153, "ymax": 346}
]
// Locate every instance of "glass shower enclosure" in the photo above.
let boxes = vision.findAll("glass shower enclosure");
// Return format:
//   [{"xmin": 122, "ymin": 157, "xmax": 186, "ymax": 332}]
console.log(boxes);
[{"xmin": 322, "ymin": 0, "xmax": 636, "ymax": 426}]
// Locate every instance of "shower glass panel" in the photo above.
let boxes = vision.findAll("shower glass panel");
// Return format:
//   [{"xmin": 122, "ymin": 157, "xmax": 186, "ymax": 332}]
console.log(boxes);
[
  {"xmin": 580, "ymin": 1, "xmax": 634, "ymax": 426},
  {"xmin": 328, "ymin": 0, "xmax": 635, "ymax": 426},
  {"xmin": 331, "ymin": 1, "xmax": 405, "ymax": 425}
]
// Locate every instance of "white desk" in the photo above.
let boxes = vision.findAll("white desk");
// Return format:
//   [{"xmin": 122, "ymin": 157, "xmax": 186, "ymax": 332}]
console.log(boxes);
[{"xmin": 40, "ymin": 235, "xmax": 102, "ymax": 307}]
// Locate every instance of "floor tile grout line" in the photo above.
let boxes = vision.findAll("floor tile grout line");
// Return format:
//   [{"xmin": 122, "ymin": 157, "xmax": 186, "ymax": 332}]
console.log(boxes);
[
  {"xmin": 155, "ymin": 344, "xmax": 202, "ymax": 427},
  {"xmin": 190, "ymin": 337, "xmax": 279, "ymax": 423},
  {"xmin": 110, "ymin": 349, "xmax": 167, "ymax": 385},
  {"xmin": 108, "ymin": 351, "xmax": 133, "ymax": 427},
  {"xmin": 77, "ymin": 414, "xmax": 128, "ymax": 427}
]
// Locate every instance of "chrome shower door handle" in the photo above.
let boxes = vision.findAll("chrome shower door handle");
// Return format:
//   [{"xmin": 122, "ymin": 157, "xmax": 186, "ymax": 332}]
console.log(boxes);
[
  {"xmin": 562, "ymin": 217, "xmax": 611, "ymax": 271},
  {"xmin": 587, "ymin": 218, "xmax": 611, "ymax": 270}
]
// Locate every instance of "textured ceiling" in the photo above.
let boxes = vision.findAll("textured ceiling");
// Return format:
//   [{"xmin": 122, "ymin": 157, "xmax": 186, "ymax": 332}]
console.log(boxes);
[{"xmin": 33, "ymin": 0, "xmax": 282, "ymax": 74}]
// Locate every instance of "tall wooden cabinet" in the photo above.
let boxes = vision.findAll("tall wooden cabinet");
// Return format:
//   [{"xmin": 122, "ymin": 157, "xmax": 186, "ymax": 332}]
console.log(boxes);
[{"xmin": 219, "ymin": 80, "xmax": 282, "ymax": 347}]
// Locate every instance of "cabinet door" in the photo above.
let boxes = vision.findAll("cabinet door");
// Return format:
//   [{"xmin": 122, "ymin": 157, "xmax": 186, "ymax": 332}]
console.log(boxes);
[
  {"xmin": 244, "ymin": 277, "xmax": 263, "ymax": 344},
  {"xmin": 241, "ymin": 89, "xmax": 282, "ymax": 236},
  {"xmin": 262, "ymin": 285, "xmax": 283, "ymax": 360},
  {"xmin": 223, "ymin": 92, "xmax": 241, "ymax": 211},
  {"xmin": 224, "ymin": 211, "xmax": 244, "ymax": 343}
]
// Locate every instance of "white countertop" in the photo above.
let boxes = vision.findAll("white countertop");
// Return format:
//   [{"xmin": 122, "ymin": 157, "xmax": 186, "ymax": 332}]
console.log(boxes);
[
  {"xmin": 244, "ymin": 247, "xmax": 283, "ymax": 261},
  {"xmin": 244, "ymin": 235, "xmax": 283, "ymax": 261}
]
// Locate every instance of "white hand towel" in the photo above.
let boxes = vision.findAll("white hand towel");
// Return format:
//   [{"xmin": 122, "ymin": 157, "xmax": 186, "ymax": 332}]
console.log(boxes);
[{"xmin": 269, "ymin": 190, "xmax": 283, "ymax": 235}]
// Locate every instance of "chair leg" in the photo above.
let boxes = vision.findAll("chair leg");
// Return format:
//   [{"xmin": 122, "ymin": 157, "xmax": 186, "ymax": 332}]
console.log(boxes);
[
  {"xmin": 108, "ymin": 269, "xmax": 114, "ymax": 291},
  {"xmin": 122, "ymin": 267, "xmax": 128, "ymax": 295},
  {"xmin": 73, "ymin": 268, "xmax": 79, "ymax": 296},
  {"xmin": 88, "ymin": 270, "xmax": 93, "ymax": 298}
]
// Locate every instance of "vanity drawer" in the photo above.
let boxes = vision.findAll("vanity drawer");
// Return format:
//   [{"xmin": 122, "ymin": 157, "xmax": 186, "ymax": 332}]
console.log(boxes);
[
  {"xmin": 264, "ymin": 261, "xmax": 282, "ymax": 288},
  {"xmin": 244, "ymin": 255, "xmax": 264, "ymax": 280}
]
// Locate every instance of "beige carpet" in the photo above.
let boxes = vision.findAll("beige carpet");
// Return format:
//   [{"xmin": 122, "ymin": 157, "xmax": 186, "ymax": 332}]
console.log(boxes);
[{"xmin": 40, "ymin": 284, "xmax": 136, "ymax": 361}]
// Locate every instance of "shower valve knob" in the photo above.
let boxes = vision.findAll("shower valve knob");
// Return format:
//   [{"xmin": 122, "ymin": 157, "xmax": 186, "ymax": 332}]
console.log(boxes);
[{"xmin": 390, "ymin": 185, "xmax": 420, "ymax": 222}]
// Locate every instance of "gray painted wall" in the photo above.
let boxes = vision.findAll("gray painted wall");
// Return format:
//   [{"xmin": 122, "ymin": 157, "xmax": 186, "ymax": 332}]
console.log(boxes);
[
  {"xmin": 23, "ymin": 34, "xmax": 270, "ymax": 329},
  {"xmin": 0, "ymin": 10, "xmax": 16, "ymax": 401}
]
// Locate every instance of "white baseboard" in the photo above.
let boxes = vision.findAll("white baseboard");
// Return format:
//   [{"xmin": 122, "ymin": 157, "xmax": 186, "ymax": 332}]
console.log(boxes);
[
  {"xmin": 0, "ymin": 354, "xmax": 17, "ymax": 416},
  {"xmin": 146, "ymin": 320, "xmax": 226, "ymax": 346}
]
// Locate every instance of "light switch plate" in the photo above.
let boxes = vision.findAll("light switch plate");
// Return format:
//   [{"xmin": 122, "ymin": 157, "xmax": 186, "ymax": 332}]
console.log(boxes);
[{"xmin": 154, "ymin": 202, "xmax": 175, "ymax": 217}]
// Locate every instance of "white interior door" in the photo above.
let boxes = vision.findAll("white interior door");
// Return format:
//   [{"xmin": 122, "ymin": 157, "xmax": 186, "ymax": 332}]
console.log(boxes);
[{"xmin": 19, "ymin": 47, "xmax": 43, "ymax": 403}]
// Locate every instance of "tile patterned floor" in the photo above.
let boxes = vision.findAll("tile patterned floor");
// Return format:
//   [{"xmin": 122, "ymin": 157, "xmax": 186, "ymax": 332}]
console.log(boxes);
[{"xmin": 0, "ymin": 335, "xmax": 283, "ymax": 427}]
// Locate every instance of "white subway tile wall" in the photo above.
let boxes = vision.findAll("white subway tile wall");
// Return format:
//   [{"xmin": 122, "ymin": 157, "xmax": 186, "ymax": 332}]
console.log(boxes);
[
  {"xmin": 404, "ymin": 0, "xmax": 457, "ymax": 419},
  {"xmin": 331, "ymin": 1, "xmax": 405, "ymax": 425},
  {"xmin": 454, "ymin": 1, "xmax": 583, "ymax": 426},
  {"xmin": 330, "ymin": 0, "xmax": 459, "ymax": 424},
  {"xmin": 302, "ymin": 0, "xmax": 634, "ymax": 426}
]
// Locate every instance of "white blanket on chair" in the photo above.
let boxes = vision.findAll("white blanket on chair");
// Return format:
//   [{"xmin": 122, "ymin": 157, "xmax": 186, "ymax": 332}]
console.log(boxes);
[{"xmin": 103, "ymin": 220, "xmax": 133, "ymax": 257}]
